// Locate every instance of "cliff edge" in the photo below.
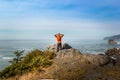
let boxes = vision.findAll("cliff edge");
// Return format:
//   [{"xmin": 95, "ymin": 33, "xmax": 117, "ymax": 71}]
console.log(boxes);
[{"xmin": 1, "ymin": 43, "xmax": 120, "ymax": 80}]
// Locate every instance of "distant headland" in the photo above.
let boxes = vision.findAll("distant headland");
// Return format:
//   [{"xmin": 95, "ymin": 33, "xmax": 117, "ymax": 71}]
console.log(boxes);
[
  {"xmin": 104, "ymin": 34, "xmax": 120, "ymax": 40},
  {"xmin": 104, "ymin": 34, "xmax": 120, "ymax": 44}
]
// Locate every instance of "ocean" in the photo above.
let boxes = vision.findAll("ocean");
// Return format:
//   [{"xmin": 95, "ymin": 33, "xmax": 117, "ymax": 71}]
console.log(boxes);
[{"xmin": 0, "ymin": 39, "xmax": 120, "ymax": 71}]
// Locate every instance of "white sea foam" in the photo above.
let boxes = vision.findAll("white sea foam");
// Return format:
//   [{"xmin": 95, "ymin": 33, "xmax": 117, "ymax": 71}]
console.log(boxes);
[
  {"xmin": 91, "ymin": 51, "xmax": 105, "ymax": 54},
  {"xmin": 82, "ymin": 50, "xmax": 105, "ymax": 54},
  {"xmin": 2, "ymin": 57, "xmax": 13, "ymax": 60},
  {"xmin": 117, "ymin": 41, "xmax": 120, "ymax": 44}
]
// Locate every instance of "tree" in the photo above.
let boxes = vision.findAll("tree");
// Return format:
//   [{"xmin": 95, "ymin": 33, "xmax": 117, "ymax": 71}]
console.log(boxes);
[{"xmin": 9, "ymin": 50, "xmax": 25, "ymax": 64}]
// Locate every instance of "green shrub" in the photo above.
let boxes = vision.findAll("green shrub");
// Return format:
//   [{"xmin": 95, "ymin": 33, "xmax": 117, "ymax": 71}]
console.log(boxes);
[
  {"xmin": 9, "ymin": 50, "xmax": 25, "ymax": 64},
  {"xmin": 0, "ymin": 49, "xmax": 55, "ymax": 78},
  {"xmin": 44, "ymin": 50, "xmax": 56, "ymax": 59}
]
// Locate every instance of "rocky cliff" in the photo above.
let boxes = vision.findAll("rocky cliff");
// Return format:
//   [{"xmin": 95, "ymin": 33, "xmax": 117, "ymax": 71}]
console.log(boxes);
[{"xmin": 1, "ymin": 43, "xmax": 120, "ymax": 80}]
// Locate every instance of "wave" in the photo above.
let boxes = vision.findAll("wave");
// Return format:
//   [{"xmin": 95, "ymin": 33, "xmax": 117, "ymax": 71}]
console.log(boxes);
[
  {"xmin": 2, "ymin": 57, "xmax": 13, "ymax": 60},
  {"xmin": 82, "ymin": 50, "xmax": 105, "ymax": 54},
  {"xmin": 117, "ymin": 41, "xmax": 120, "ymax": 44},
  {"xmin": 91, "ymin": 51, "xmax": 105, "ymax": 54}
]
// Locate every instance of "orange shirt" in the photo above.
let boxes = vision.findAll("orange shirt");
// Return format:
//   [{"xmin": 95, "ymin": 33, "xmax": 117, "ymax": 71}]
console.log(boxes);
[{"xmin": 55, "ymin": 35, "xmax": 62, "ymax": 43}]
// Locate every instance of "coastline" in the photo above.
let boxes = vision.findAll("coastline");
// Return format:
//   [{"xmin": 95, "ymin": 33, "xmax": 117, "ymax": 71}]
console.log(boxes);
[
  {"xmin": 0, "ymin": 39, "xmax": 120, "ymax": 71},
  {"xmin": 0, "ymin": 44, "xmax": 120, "ymax": 80}
]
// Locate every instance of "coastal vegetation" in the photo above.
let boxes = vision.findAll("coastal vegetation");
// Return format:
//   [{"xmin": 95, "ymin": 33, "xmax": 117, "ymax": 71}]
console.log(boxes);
[
  {"xmin": 9, "ymin": 50, "xmax": 25, "ymax": 64},
  {"xmin": 0, "ymin": 49, "xmax": 55, "ymax": 79}
]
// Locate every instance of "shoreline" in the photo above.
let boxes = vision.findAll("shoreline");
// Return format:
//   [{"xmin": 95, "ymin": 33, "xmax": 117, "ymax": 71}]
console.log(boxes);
[{"xmin": 0, "ymin": 45, "xmax": 120, "ymax": 80}]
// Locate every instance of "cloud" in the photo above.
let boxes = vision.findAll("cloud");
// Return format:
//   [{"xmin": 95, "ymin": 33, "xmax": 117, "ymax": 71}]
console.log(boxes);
[{"xmin": 0, "ymin": 0, "xmax": 120, "ymax": 39}]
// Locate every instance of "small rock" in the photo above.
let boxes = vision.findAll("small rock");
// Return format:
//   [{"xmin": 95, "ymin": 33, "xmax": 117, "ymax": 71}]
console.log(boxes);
[
  {"xmin": 62, "ymin": 43, "xmax": 72, "ymax": 49},
  {"xmin": 108, "ymin": 39, "xmax": 117, "ymax": 44}
]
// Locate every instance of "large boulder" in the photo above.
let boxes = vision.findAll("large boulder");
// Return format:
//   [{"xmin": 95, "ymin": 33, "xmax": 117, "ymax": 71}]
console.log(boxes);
[
  {"xmin": 81, "ymin": 54, "xmax": 109, "ymax": 66},
  {"xmin": 47, "ymin": 43, "xmax": 110, "ymax": 66},
  {"xmin": 62, "ymin": 43, "xmax": 72, "ymax": 49},
  {"xmin": 105, "ymin": 48, "xmax": 120, "ymax": 61},
  {"xmin": 47, "ymin": 43, "xmax": 72, "ymax": 52},
  {"xmin": 56, "ymin": 48, "xmax": 82, "ymax": 58},
  {"xmin": 108, "ymin": 39, "xmax": 117, "ymax": 44},
  {"xmin": 105, "ymin": 48, "xmax": 120, "ymax": 56}
]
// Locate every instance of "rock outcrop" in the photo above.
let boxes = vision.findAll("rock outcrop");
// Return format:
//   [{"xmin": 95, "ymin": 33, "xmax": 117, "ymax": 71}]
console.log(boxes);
[
  {"xmin": 105, "ymin": 48, "xmax": 120, "ymax": 56},
  {"xmin": 56, "ymin": 48, "xmax": 82, "ymax": 58},
  {"xmin": 62, "ymin": 43, "xmax": 72, "ymax": 49},
  {"xmin": 47, "ymin": 43, "xmax": 72, "ymax": 52},
  {"xmin": 105, "ymin": 48, "xmax": 120, "ymax": 61},
  {"xmin": 47, "ymin": 43, "xmax": 110, "ymax": 66},
  {"xmin": 47, "ymin": 43, "xmax": 81, "ymax": 58},
  {"xmin": 81, "ymin": 54, "xmax": 109, "ymax": 66},
  {"xmin": 5, "ymin": 44, "xmax": 120, "ymax": 80},
  {"xmin": 108, "ymin": 39, "xmax": 117, "ymax": 44}
]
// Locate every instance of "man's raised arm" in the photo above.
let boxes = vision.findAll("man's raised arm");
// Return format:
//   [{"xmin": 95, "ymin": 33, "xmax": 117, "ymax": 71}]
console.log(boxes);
[
  {"xmin": 54, "ymin": 34, "xmax": 57, "ymax": 37},
  {"xmin": 61, "ymin": 34, "xmax": 64, "ymax": 37}
]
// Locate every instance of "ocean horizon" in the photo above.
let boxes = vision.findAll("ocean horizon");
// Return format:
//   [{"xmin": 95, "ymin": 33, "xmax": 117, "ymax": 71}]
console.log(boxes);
[{"xmin": 0, "ymin": 39, "xmax": 120, "ymax": 71}]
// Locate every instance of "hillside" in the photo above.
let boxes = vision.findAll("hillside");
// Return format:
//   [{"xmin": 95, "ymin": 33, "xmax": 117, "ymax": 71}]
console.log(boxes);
[{"xmin": 104, "ymin": 34, "xmax": 120, "ymax": 40}]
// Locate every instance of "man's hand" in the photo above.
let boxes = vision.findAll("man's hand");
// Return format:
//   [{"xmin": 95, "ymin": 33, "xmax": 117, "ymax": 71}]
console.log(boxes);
[
  {"xmin": 54, "ymin": 34, "xmax": 57, "ymax": 37},
  {"xmin": 61, "ymin": 34, "xmax": 64, "ymax": 37},
  {"xmin": 54, "ymin": 33, "xmax": 64, "ymax": 37}
]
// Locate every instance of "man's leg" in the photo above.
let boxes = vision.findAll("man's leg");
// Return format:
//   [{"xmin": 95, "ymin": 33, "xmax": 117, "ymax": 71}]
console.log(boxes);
[
  {"xmin": 57, "ymin": 43, "xmax": 62, "ymax": 52},
  {"xmin": 59, "ymin": 43, "xmax": 62, "ymax": 50},
  {"xmin": 57, "ymin": 43, "xmax": 59, "ymax": 52}
]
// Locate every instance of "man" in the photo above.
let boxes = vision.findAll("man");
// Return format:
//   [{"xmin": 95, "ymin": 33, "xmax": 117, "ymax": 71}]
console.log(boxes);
[{"xmin": 54, "ymin": 33, "xmax": 64, "ymax": 52}]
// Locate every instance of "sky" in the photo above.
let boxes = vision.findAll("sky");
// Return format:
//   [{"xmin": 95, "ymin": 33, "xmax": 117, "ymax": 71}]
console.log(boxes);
[{"xmin": 0, "ymin": 0, "xmax": 120, "ymax": 40}]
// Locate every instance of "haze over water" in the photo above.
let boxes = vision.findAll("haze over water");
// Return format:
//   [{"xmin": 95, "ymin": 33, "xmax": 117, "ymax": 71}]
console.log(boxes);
[{"xmin": 0, "ymin": 39, "xmax": 120, "ymax": 70}]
